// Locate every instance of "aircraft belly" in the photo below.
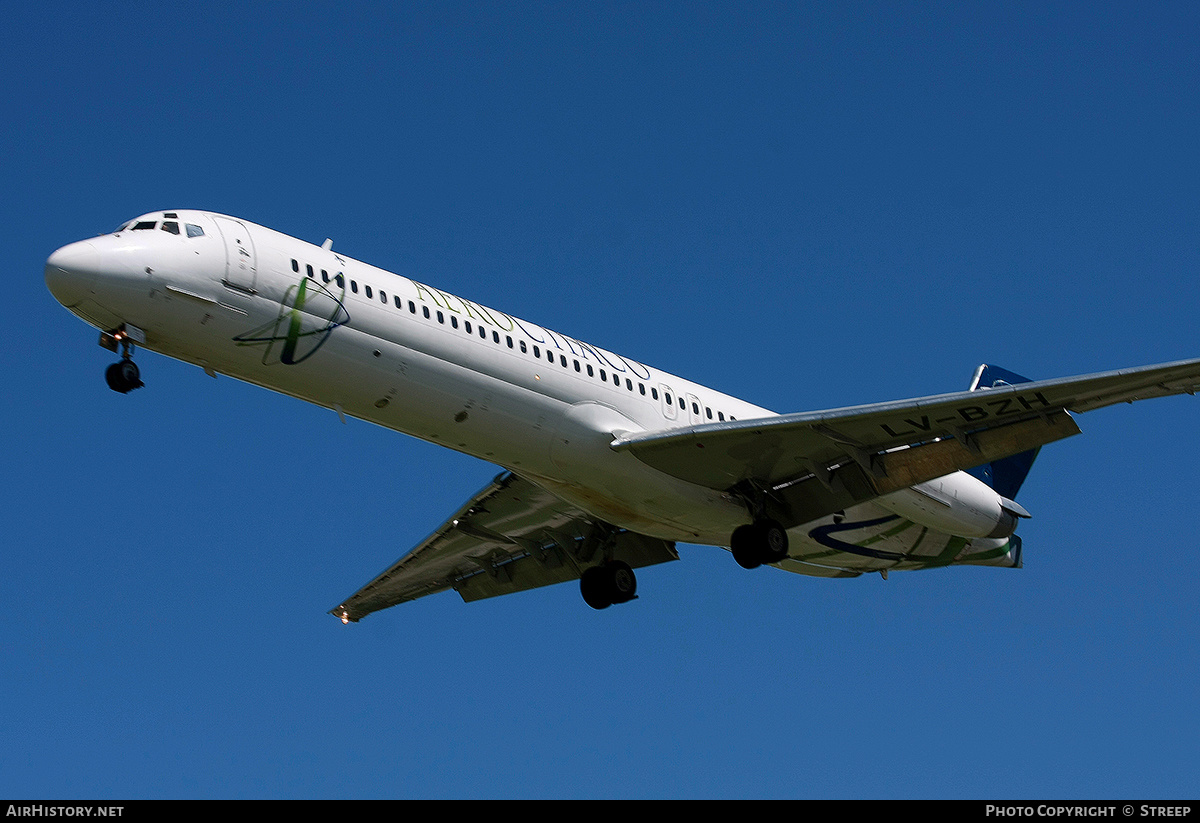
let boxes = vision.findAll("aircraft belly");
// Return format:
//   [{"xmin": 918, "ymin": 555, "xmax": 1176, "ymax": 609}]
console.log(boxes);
[
  {"xmin": 542, "ymin": 400, "xmax": 751, "ymax": 542},
  {"xmin": 532, "ymin": 469, "xmax": 749, "ymax": 544},
  {"xmin": 254, "ymin": 331, "xmax": 564, "ymax": 474},
  {"xmin": 119, "ymin": 287, "xmax": 557, "ymax": 475},
  {"xmin": 782, "ymin": 501, "xmax": 1019, "ymax": 573}
]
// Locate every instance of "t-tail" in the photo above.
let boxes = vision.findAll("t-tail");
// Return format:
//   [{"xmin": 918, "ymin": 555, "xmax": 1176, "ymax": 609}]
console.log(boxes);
[
  {"xmin": 965, "ymin": 364, "xmax": 1042, "ymax": 500},
  {"xmin": 954, "ymin": 364, "xmax": 1039, "ymax": 569}
]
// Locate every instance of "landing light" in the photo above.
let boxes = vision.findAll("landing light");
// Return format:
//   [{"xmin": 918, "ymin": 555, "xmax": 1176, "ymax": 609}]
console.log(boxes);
[{"xmin": 341, "ymin": 610, "xmax": 349, "ymax": 625}]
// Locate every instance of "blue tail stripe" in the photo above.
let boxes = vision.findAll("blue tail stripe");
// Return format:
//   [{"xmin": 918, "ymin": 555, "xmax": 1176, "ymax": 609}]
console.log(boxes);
[{"xmin": 966, "ymin": 364, "xmax": 1041, "ymax": 499}]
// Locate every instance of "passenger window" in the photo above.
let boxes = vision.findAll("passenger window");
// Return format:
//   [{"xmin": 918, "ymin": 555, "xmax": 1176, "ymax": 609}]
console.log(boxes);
[
  {"xmin": 706, "ymin": 407, "xmax": 712, "ymax": 419},
  {"xmin": 161, "ymin": 221, "xmax": 179, "ymax": 235},
  {"xmin": 665, "ymin": 393, "xmax": 672, "ymax": 405},
  {"xmin": 520, "ymin": 341, "xmax": 527, "ymax": 354},
  {"xmin": 639, "ymin": 384, "xmax": 646, "ymax": 395},
  {"xmin": 560, "ymin": 355, "xmax": 567, "ymax": 367},
  {"xmin": 533, "ymin": 345, "xmax": 540, "ymax": 357},
  {"xmin": 574, "ymin": 360, "xmax": 580, "ymax": 372},
  {"xmin": 351, "ymin": 280, "xmax": 358, "ymax": 294},
  {"xmin": 493, "ymin": 331, "xmax": 500, "ymax": 343},
  {"xmin": 465, "ymin": 321, "xmax": 472, "ymax": 333},
  {"xmin": 292, "ymin": 259, "xmax": 299, "ymax": 272},
  {"xmin": 322, "ymin": 270, "xmax": 330, "ymax": 283},
  {"xmin": 409, "ymin": 301, "xmax": 416, "ymax": 313},
  {"xmin": 380, "ymin": 290, "xmax": 387, "ymax": 303},
  {"xmin": 335, "ymin": 274, "xmax": 344, "ymax": 288},
  {"xmin": 394, "ymin": 295, "xmax": 402, "ymax": 309},
  {"xmin": 422, "ymin": 306, "xmax": 430, "ymax": 319},
  {"xmin": 479, "ymin": 327, "xmax": 486, "ymax": 339},
  {"xmin": 718, "ymin": 412, "xmax": 725, "ymax": 421},
  {"xmin": 627, "ymin": 379, "xmax": 633, "ymax": 391},
  {"xmin": 651, "ymin": 388, "xmax": 659, "ymax": 400},
  {"xmin": 586, "ymin": 365, "xmax": 593, "ymax": 377},
  {"xmin": 365, "ymin": 285, "xmax": 373, "ymax": 298},
  {"xmin": 185, "ymin": 224, "xmax": 204, "ymax": 238},
  {"xmin": 600, "ymin": 369, "xmax": 607, "ymax": 381},
  {"xmin": 437, "ymin": 311, "xmax": 444, "ymax": 323},
  {"xmin": 507, "ymin": 336, "xmax": 514, "ymax": 348}
]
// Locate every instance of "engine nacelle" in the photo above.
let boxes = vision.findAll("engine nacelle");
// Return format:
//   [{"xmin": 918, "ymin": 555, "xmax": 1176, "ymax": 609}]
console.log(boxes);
[{"xmin": 875, "ymin": 471, "xmax": 1029, "ymax": 539}]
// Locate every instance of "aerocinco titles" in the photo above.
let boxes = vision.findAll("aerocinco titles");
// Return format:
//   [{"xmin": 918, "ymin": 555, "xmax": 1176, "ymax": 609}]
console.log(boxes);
[{"xmin": 44, "ymin": 211, "xmax": 1200, "ymax": 620}]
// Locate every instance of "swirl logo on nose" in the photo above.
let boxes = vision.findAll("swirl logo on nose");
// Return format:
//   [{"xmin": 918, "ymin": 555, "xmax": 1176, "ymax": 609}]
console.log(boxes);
[{"xmin": 234, "ymin": 277, "xmax": 350, "ymax": 365}]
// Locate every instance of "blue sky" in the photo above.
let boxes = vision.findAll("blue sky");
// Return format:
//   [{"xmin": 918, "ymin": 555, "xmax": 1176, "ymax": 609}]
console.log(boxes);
[{"xmin": 4, "ymin": 1, "xmax": 1199, "ymax": 799}]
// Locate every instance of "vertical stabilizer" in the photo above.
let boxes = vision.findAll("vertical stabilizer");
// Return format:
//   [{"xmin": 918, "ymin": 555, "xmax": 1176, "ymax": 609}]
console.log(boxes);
[{"xmin": 965, "ymin": 364, "xmax": 1042, "ymax": 499}]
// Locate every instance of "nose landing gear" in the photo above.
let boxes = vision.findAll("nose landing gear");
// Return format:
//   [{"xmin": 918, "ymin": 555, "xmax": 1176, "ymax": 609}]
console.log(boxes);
[
  {"xmin": 105, "ymin": 359, "xmax": 143, "ymax": 393},
  {"xmin": 100, "ymin": 325, "xmax": 145, "ymax": 394}
]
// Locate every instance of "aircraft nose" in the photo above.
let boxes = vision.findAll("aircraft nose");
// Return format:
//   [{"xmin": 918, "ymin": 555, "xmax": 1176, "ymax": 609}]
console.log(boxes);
[{"xmin": 45, "ymin": 241, "xmax": 100, "ymax": 307}]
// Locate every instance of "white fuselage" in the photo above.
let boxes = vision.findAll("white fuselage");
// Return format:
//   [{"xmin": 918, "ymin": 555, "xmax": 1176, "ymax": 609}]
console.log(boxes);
[{"xmin": 45, "ymin": 210, "xmax": 1019, "ymax": 573}]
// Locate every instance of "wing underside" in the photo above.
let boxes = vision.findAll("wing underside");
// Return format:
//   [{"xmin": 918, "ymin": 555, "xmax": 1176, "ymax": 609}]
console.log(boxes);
[
  {"xmin": 612, "ymin": 358, "xmax": 1200, "ymax": 529},
  {"xmin": 330, "ymin": 472, "xmax": 678, "ymax": 621}
]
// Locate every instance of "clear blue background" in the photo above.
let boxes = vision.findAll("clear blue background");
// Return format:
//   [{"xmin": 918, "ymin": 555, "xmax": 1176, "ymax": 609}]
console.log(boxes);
[{"xmin": 3, "ymin": 1, "xmax": 1198, "ymax": 799}]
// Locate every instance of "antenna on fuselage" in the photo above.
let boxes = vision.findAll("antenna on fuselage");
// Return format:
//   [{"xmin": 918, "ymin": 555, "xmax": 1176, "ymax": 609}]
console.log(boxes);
[{"xmin": 321, "ymin": 238, "xmax": 333, "ymax": 250}]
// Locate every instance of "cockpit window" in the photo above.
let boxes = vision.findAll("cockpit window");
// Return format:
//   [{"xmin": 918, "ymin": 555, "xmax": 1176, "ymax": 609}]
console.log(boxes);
[
  {"xmin": 185, "ymin": 224, "xmax": 204, "ymax": 238},
  {"xmin": 113, "ymin": 222, "xmax": 131, "ymax": 234},
  {"xmin": 132, "ymin": 221, "xmax": 157, "ymax": 231},
  {"xmin": 161, "ymin": 221, "xmax": 180, "ymax": 235}
]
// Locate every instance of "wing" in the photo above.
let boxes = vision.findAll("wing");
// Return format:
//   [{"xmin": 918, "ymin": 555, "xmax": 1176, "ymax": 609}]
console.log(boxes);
[
  {"xmin": 612, "ymin": 358, "xmax": 1200, "ymax": 528},
  {"xmin": 330, "ymin": 472, "xmax": 678, "ymax": 621}
]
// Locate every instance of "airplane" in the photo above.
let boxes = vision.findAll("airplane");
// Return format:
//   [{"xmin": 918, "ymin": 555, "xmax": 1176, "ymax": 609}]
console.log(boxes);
[{"xmin": 44, "ymin": 210, "xmax": 1200, "ymax": 621}]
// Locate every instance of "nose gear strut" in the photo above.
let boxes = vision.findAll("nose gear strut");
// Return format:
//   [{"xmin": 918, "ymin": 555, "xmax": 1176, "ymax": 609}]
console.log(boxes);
[{"xmin": 100, "ymin": 325, "xmax": 145, "ymax": 394}]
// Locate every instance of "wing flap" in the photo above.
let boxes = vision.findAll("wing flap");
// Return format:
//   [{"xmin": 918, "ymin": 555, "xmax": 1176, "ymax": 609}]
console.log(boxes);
[
  {"xmin": 330, "ymin": 472, "xmax": 678, "ymax": 621},
  {"xmin": 455, "ymin": 530, "xmax": 679, "ymax": 602},
  {"xmin": 757, "ymin": 412, "xmax": 1080, "ymax": 528},
  {"xmin": 868, "ymin": 411, "xmax": 1082, "ymax": 495}
]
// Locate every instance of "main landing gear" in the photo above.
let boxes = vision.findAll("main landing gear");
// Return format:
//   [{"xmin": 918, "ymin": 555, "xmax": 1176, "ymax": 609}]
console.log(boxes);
[
  {"xmin": 100, "ymin": 326, "xmax": 144, "ymax": 394},
  {"xmin": 730, "ymin": 519, "xmax": 789, "ymax": 569},
  {"xmin": 580, "ymin": 560, "xmax": 637, "ymax": 610}
]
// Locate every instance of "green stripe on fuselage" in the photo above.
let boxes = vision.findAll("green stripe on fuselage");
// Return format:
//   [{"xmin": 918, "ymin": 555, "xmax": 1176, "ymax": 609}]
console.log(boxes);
[{"xmin": 280, "ymin": 277, "xmax": 308, "ymax": 365}]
